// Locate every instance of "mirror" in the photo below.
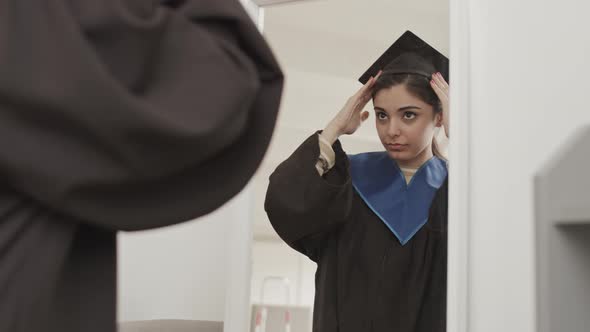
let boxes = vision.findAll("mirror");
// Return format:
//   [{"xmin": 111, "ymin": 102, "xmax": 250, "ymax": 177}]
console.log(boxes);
[{"xmin": 250, "ymin": 1, "xmax": 449, "ymax": 331}]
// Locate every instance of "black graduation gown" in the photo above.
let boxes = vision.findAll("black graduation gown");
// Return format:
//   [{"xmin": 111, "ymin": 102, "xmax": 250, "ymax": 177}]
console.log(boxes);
[
  {"xmin": 0, "ymin": 1, "xmax": 283, "ymax": 331},
  {"xmin": 265, "ymin": 133, "xmax": 448, "ymax": 332}
]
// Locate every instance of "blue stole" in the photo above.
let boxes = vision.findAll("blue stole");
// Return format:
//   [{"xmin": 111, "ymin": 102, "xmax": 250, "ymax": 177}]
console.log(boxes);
[{"xmin": 349, "ymin": 152, "xmax": 447, "ymax": 245}]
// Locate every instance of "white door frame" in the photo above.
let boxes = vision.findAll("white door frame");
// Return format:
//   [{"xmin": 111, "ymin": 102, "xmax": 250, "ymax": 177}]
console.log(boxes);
[{"xmin": 447, "ymin": 0, "xmax": 472, "ymax": 331}]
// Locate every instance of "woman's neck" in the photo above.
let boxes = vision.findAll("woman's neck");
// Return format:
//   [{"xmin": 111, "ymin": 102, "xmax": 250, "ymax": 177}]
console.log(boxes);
[{"xmin": 396, "ymin": 147, "xmax": 434, "ymax": 169}]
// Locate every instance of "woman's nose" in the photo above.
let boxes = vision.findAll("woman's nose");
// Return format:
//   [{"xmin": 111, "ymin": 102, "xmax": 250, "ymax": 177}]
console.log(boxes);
[{"xmin": 388, "ymin": 120, "xmax": 401, "ymax": 137}]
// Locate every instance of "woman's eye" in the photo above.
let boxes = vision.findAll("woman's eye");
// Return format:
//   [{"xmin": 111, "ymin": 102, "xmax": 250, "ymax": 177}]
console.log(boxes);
[
  {"xmin": 377, "ymin": 112, "xmax": 388, "ymax": 120},
  {"xmin": 403, "ymin": 112, "xmax": 417, "ymax": 120}
]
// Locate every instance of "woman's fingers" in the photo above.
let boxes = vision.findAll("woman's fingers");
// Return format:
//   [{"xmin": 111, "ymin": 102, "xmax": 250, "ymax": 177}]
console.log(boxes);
[
  {"xmin": 348, "ymin": 70, "xmax": 381, "ymax": 118},
  {"xmin": 357, "ymin": 91, "xmax": 374, "ymax": 112},
  {"xmin": 437, "ymin": 72, "xmax": 449, "ymax": 88},
  {"xmin": 357, "ymin": 70, "xmax": 382, "ymax": 97},
  {"xmin": 434, "ymin": 72, "xmax": 448, "ymax": 87},
  {"xmin": 431, "ymin": 80, "xmax": 446, "ymax": 101},
  {"xmin": 431, "ymin": 78, "xmax": 448, "ymax": 103},
  {"xmin": 374, "ymin": 70, "xmax": 383, "ymax": 82},
  {"xmin": 364, "ymin": 71, "xmax": 381, "ymax": 95},
  {"xmin": 361, "ymin": 72, "xmax": 380, "ymax": 101},
  {"xmin": 430, "ymin": 72, "xmax": 450, "ymax": 138},
  {"xmin": 357, "ymin": 76, "xmax": 374, "ymax": 96},
  {"xmin": 431, "ymin": 73, "xmax": 449, "ymax": 97}
]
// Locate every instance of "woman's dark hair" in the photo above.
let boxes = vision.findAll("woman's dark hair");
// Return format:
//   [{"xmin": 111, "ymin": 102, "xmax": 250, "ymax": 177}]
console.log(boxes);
[{"xmin": 372, "ymin": 73, "xmax": 446, "ymax": 160}]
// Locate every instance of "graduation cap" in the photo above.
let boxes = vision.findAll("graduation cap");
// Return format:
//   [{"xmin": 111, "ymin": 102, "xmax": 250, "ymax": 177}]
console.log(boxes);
[{"xmin": 358, "ymin": 30, "xmax": 449, "ymax": 84}]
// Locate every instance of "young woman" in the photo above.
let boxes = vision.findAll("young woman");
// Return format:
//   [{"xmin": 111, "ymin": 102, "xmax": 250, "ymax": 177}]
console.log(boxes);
[{"xmin": 265, "ymin": 33, "xmax": 450, "ymax": 332}]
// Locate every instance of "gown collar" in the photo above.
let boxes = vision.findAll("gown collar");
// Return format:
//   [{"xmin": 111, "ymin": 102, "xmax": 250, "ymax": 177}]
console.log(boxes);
[{"xmin": 349, "ymin": 152, "xmax": 447, "ymax": 245}]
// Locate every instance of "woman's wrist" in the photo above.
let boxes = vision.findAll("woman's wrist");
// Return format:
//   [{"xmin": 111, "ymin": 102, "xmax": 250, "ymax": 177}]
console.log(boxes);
[{"xmin": 321, "ymin": 121, "xmax": 343, "ymax": 145}]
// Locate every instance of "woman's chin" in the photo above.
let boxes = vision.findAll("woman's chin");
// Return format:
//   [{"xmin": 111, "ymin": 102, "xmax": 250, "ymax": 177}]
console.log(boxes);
[{"xmin": 386, "ymin": 150, "xmax": 408, "ymax": 161}]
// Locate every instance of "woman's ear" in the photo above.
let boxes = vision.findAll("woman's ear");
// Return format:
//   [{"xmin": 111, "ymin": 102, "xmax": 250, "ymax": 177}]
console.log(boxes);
[{"xmin": 435, "ymin": 112, "xmax": 443, "ymax": 127}]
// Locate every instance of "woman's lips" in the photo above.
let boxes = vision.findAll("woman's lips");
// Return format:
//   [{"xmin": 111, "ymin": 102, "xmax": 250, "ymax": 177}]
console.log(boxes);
[{"xmin": 386, "ymin": 143, "xmax": 407, "ymax": 150}]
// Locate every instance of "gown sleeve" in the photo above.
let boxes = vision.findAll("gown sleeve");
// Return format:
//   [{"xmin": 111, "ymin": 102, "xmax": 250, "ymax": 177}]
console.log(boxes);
[
  {"xmin": 0, "ymin": 0, "xmax": 283, "ymax": 231},
  {"xmin": 264, "ymin": 132, "xmax": 353, "ymax": 261}
]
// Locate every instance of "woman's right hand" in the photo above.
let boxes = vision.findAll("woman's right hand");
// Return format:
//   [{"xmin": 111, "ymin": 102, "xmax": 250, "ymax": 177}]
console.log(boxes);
[{"xmin": 321, "ymin": 71, "xmax": 382, "ymax": 144}]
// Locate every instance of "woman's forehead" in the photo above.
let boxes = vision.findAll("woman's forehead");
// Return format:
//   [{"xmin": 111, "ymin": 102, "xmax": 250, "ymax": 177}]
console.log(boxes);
[{"xmin": 373, "ymin": 86, "xmax": 431, "ymax": 111}]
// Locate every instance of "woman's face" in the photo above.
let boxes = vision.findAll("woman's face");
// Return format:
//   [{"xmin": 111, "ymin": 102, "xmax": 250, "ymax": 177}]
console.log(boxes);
[{"xmin": 373, "ymin": 84, "xmax": 442, "ymax": 168}]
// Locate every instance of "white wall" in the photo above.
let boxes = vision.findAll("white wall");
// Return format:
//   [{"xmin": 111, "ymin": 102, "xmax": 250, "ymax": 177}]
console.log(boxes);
[
  {"xmin": 250, "ymin": 241, "xmax": 316, "ymax": 307},
  {"xmin": 117, "ymin": 189, "xmax": 251, "ymax": 322},
  {"xmin": 466, "ymin": 1, "xmax": 590, "ymax": 331}
]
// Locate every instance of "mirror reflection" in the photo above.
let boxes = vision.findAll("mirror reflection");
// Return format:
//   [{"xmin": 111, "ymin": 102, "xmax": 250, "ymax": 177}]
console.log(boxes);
[{"xmin": 251, "ymin": 1, "xmax": 450, "ymax": 331}]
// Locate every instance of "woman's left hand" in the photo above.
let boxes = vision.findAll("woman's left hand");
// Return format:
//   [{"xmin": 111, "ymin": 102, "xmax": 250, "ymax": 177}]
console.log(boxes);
[{"xmin": 431, "ymin": 73, "xmax": 450, "ymax": 138}]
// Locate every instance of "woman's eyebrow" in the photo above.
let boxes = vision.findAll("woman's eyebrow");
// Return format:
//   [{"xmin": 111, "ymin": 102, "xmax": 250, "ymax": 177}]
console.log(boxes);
[{"xmin": 397, "ymin": 106, "xmax": 422, "ymax": 112}]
